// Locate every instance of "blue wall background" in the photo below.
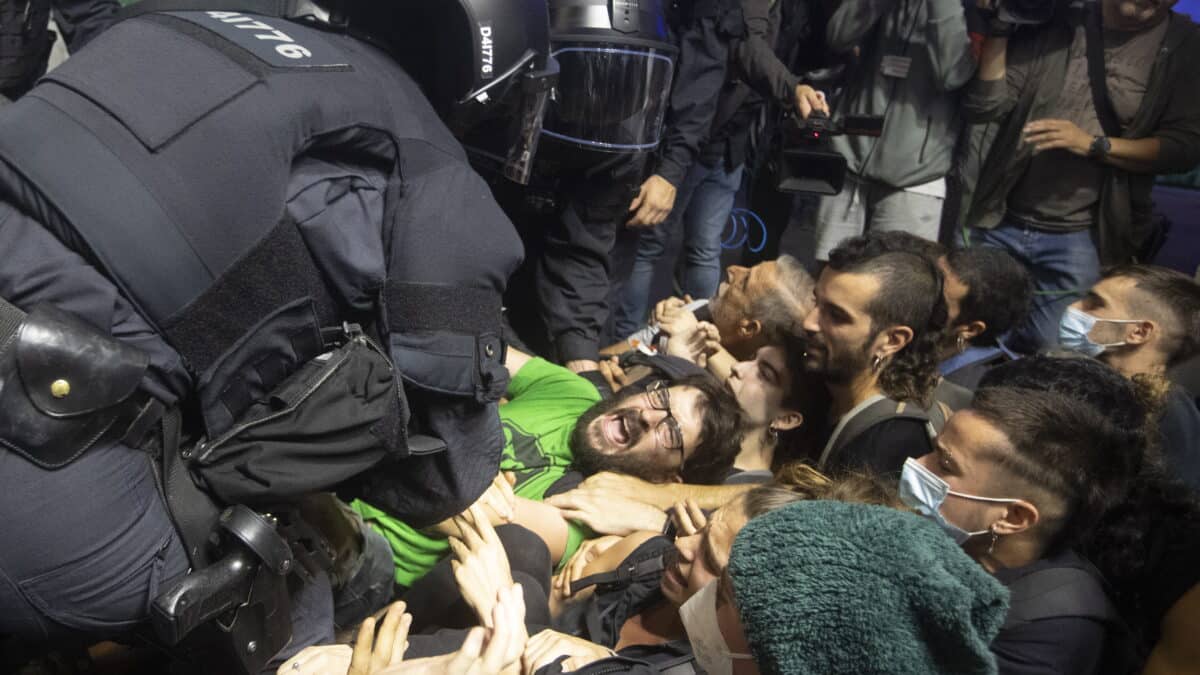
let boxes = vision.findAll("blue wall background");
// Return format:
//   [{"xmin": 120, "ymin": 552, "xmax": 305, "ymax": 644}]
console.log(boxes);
[{"xmin": 1178, "ymin": 0, "xmax": 1200, "ymax": 19}]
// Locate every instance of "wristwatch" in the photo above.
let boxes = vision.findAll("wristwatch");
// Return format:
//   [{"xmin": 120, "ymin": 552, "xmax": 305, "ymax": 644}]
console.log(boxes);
[{"xmin": 1089, "ymin": 135, "xmax": 1112, "ymax": 160}]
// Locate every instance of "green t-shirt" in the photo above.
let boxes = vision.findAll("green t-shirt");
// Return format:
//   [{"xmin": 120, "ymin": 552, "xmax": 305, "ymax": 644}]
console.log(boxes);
[{"xmin": 352, "ymin": 357, "xmax": 600, "ymax": 586}]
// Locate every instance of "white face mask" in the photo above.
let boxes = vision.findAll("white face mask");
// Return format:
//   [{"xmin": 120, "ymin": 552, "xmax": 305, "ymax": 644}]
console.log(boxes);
[{"xmin": 679, "ymin": 580, "xmax": 754, "ymax": 675}]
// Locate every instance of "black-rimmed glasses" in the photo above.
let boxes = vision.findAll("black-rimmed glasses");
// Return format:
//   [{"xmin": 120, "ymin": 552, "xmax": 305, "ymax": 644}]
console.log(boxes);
[{"xmin": 645, "ymin": 380, "xmax": 685, "ymax": 463}]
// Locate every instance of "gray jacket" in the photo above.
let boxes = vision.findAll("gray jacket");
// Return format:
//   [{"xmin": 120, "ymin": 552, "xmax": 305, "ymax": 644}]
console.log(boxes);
[{"xmin": 826, "ymin": 0, "xmax": 977, "ymax": 187}]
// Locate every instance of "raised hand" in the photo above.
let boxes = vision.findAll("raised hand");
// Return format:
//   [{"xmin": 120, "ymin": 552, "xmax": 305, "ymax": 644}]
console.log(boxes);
[
  {"xmin": 670, "ymin": 499, "xmax": 709, "ymax": 536},
  {"xmin": 348, "ymin": 601, "xmax": 411, "ymax": 675},
  {"xmin": 448, "ymin": 503, "xmax": 514, "ymax": 628},
  {"xmin": 522, "ymin": 629, "xmax": 615, "ymax": 675},
  {"xmin": 374, "ymin": 583, "xmax": 528, "ymax": 675}
]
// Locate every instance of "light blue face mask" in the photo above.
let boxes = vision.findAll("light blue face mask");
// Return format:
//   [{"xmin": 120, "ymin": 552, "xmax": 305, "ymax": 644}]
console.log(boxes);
[
  {"xmin": 1058, "ymin": 306, "xmax": 1141, "ymax": 357},
  {"xmin": 898, "ymin": 458, "xmax": 1018, "ymax": 545}
]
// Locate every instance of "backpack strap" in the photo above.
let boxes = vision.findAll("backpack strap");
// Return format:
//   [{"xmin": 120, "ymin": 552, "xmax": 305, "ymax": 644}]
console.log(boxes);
[
  {"xmin": 619, "ymin": 352, "xmax": 711, "ymax": 382},
  {"xmin": 820, "ymin": 396, "xmax": 939, "ymax": 469},
  {"xmin": 570, "ymin": 550, "xmax": 667, "ymax": 596},
  {"xmin": 1083, "ymin": 1, "xmax": 1122, "ymax": 138}
]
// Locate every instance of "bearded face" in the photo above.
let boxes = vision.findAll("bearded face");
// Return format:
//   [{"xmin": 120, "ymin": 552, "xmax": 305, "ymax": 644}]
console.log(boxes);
[{"xmin": 569, "ymin": 384, "xmax": 707, "ymax": 483}]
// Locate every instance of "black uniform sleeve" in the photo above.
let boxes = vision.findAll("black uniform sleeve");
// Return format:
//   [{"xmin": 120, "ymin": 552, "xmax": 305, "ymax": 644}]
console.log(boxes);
[
  {"xmin": 52, "ymin": 0, "xmax": 120, "ymax": 52},
  {"xmin": 375, "ymin": 154, "xmax": 525, "ymax": 527},
  {"xmin": 733, "ymin": 0, "xmax": 802, "ymax": 108},
  {"xmin": 654, "ymin": 17, "xmax": 730, "ymax": 187}
]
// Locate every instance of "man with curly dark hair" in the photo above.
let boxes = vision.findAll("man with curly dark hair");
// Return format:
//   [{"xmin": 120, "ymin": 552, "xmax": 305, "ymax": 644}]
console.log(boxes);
[
  {"xmin": 801, "ymin": 234, "xmax": 949, "ymax": 475},
  {"xmin": 938, "ymin": 246, "xmax": 1034, "ymax": 389}
]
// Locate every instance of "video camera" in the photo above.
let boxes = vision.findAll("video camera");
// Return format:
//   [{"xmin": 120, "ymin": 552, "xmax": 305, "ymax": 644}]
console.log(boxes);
[
  {"xmin": 974, "ymin": 0, "xmax": 1059, "ymax": 29},
  {"xmin": 995, "ymin": 0, "xmax": 1056, "ymax": 24},
  {"xmin": 773, "ymin": 112, "xmax": 883, "ymax": 195}
]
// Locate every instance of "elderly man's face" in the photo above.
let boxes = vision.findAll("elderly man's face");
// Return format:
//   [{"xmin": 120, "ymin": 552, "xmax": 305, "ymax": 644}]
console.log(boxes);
[{"xmin": 710, "ymin": 262, "xmax": 783, "ymax": 358}]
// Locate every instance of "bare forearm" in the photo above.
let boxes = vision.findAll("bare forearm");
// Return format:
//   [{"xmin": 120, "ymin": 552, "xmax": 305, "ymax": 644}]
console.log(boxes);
[
  {"xmin": 1105, "ymin": 136, "xmax": 1162, "ymax": 173},
  {"xmin": 639, "ymin": 482, "xmax": 755, "ymax": 510},
  {"xmin": 599, "ymin": 342, "xmax": 630, "ymax": 357},
  {"xmin": 512, "ymin": 498, "xmax": 569, "ymax": 563},
  {"xmin": 977, "ymin": 36, "xmax": 1007, "ymax": 81},
  {"xmin": 705, "ymin": 347, "xmax": 736, "ymax": 383}
]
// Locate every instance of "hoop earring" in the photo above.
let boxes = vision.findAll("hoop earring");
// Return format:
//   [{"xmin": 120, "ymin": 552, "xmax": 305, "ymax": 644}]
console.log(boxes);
[
  {"xmin": 987, "ymin": 527, "xmax": 1000, "ymax": 556},
  {"xmin": 767, "ymin": 426, "xmax": 779, "ymax": 439},
  {"xmin": 956, "ymin": 334, "xmax": 967, "ymax": 354},
  {"xmin": 871, "ymin": 354, "xmax": 883, "ymax": 373}
]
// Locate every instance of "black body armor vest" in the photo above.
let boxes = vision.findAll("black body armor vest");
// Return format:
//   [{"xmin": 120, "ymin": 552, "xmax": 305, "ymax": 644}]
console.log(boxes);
[{"xmin": 0, "ymin": 9, "xmax": 524, "ymax": 527}]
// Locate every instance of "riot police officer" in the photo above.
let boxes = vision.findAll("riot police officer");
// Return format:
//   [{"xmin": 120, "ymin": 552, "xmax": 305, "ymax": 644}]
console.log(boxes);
[
  {"xmin": 500, "ymin": 0, "xmax": 744, "ymax": 372},
  {"xmin": 0, "ymin": 0, "xmax": 556, "ymax": 671}
]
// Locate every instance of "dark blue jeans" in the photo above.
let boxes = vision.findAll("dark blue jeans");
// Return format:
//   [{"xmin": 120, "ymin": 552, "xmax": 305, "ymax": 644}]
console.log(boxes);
[
  {"xmin": 615, "ymin": 161, "xmax": 744, "ymax": 338},
  {"xmin": 971, "ymin": 221, "xmax": 1101, "ymax": 353}
]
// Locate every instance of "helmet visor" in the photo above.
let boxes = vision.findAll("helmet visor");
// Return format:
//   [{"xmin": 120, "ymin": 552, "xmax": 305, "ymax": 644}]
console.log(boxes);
[
  {"xmin": 542, "ymin": 44, "xmax": 674, "ymax": 153},
  {"xmin": 502, "ymin": 80, "xmax": 552, "ymax": 184}
]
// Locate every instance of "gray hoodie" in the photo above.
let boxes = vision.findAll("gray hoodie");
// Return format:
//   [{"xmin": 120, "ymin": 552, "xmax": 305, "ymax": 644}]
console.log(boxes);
[{"xmin": 826, "ymin": 0, "xmax": 977, "ymax": 188}]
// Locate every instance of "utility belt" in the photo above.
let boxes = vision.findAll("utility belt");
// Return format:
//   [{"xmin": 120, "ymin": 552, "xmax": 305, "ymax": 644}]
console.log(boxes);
[{"xmin": 0, "ymin": 296, "xmax": 348, "ymax": 674}]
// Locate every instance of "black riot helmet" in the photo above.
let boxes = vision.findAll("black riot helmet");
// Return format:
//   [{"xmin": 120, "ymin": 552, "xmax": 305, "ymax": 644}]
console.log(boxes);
[
  {"xmin": 542, "ymin": 0, "xmax": 676, "ymax": 155},
  {"xmin": 338, "ymin": 0, "xmax": 559, "ymax": 183}
]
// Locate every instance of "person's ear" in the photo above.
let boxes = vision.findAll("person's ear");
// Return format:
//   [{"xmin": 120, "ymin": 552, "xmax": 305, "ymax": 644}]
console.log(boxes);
[
  {"xmin": 1125, "ymin": 319, "xmax": 1156, "ymax": 347},
  {"xmin": 876, "ymin": 325, "xmax": 914, "ymax": 360},
  {"xmin": 991, "ymin": 500, "xmax": 1040, "ymax": 536},
  {"xmin": 772, "ymin": 410, "xmax": 803, "ymax": 432},
  {"xmin": 960, "ymin": 320, "xmax": 987, "ymax": 343},
  {"xmin": 739, "ymin": 319, "xmax": 762, "ymax": 338}
]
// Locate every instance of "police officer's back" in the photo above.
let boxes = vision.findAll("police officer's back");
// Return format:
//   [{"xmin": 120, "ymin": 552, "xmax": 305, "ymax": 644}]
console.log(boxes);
[{"xmin": 0, "ymin": 0, "xmax": 557, "ymax": 670}]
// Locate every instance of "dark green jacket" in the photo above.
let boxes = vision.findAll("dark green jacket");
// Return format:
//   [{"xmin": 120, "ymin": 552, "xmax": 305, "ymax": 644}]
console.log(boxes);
[{"xmin": 962, "ymin": 10, "xmax": 1200, "ymax": 264}]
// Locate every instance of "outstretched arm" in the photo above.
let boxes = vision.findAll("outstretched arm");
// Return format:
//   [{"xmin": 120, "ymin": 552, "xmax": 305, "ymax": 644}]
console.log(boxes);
[{"xmin": 568, "ymin": 473, "xmax": 756, "ymax": 511}]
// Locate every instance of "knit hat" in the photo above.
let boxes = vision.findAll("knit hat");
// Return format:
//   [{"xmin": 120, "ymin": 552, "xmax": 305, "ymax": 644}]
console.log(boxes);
[{"xmin": 728, "ymin": 500, "xmax": 1009, "ymax": 675}]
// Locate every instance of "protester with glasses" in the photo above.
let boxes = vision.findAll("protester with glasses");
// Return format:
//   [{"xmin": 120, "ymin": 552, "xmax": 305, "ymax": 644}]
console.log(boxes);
[{"xmin": 350, "ymin": 346, "xmax": 745, "ymax": 591}]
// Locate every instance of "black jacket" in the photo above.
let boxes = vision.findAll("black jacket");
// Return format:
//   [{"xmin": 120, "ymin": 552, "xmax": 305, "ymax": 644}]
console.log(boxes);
[
  {"xmin": 528, "ymin": 5, "xmax": 741, "ymax": 363},
  {"xmin": 702, "ymin": 0, "xmax": 817, "ymax": 170}
]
